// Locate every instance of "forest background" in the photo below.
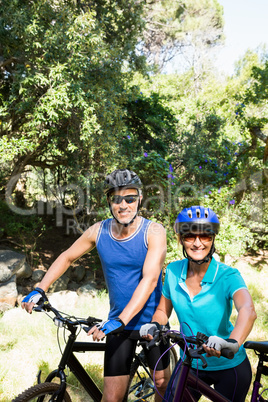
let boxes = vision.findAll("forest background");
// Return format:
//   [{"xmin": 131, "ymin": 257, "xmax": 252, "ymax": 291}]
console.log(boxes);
[
  {"xmin": 0, "ymin": 1, "xmax": 268, "ymax": 400},
  {"xmin": 0, "ymin": 0, "xmax": 267, "ymax": 261}
]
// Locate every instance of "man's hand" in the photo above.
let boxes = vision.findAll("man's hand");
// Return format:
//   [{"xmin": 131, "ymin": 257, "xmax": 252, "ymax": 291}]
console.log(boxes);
[
  {"xmin": 21, "ymin": 288, "xmax": 48, "ymax": 314},
  {"xmin": 139, "ymin": 322, "xmax": 160, "ymax": 340},
  {"xmin": 88, "ymin": 318, "xmax": 125, "ymax": 341},
  {"xmin": 204, "ymin": 336, "xmax": 239, "ymax": 358}
]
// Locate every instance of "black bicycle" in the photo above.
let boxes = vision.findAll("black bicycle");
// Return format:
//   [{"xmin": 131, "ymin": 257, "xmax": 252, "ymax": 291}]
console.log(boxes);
[
  {"xmin": 127, "ymin": 337, "xmax": 178, "ymax": 401},
  {"xmin": 12, "ymin": 301, "xmax": 177, "ymax": 402}
]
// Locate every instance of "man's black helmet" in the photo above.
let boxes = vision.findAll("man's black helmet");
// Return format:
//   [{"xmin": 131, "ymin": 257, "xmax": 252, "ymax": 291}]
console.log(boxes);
[{"xmin": 104, "ymin": 169, "xmax": 142, "ymax": 196}]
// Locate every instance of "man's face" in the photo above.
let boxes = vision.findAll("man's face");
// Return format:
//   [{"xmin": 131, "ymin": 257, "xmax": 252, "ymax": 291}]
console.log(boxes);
[{"xmin": 109, "ymin": 188, "xmax": 141, "ymax": 225}]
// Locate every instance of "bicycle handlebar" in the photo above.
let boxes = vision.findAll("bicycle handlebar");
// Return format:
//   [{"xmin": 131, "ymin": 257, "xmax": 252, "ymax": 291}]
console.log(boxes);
[
  {"xmin": 146, "ymin": 328, "xmax": 234, "ymax": 361},
  {"xmin": 33, "ymin": 301, "xmax": 102, "ymax": 333},
  {"xmin": 33, "ymin": 302, "xmax": 234, "ymax": 359}
]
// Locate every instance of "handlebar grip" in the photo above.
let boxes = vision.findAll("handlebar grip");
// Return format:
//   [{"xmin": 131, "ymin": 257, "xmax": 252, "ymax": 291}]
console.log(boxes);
[{"xmin": 221, "ymin": 348, "xmax": 234, "ymax": 359}]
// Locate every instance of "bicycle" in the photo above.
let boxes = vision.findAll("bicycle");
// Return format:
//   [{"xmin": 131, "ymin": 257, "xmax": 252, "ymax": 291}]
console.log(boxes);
[
  {"xmin": 148, "ymin": 327, "xmax": 268, "ymax": 401},
  {"xmin": 12, "ymin": 300, "xmax": 177, "ymax": 402},
  {"xmin": 127, "ymin": 337, "xmax": 178, "ymax": 401}
]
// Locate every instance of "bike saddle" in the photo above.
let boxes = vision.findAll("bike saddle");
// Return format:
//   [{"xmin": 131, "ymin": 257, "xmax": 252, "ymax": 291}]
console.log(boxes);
[{"xmin": 244, "ymin": 341, "xmax": 268, "ymax": 354}]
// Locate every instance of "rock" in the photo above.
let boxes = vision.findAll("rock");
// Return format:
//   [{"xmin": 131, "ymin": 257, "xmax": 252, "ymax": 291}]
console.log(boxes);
[
  {"xmin": 0, "ymin": 249, "xmax": 27, "ymax": 311},
  {"xmin": 16, "ymin": 261, "xmax": 32, "ymax": 280},
  {"xmin": 77, "ymin": 282, "xmax": 98, "ymax": 298},
  {"xmin": 32, "ymin": 269, "xmax": 46, "ymax": 283},
  {"xmin": 16, "ymin": 286, "xmax": 27, "ymax": 304},
  {"xmin": 48, "ymin": 290, "xmax": 79, "ymax": 310},
  {"xmin": 0, "ymin": 249, "xmax": 26, "ymax": 282},
  {"xmin": 71, "ymin": 265, "xmax": 86, "ymax": 282},
  {"xmin": 0, "ymin": 275, "xmax": 18, "ymax": 312},
  {"xmin": 48, "ymin": 272, "xmax": 70, "ymax": 292}
]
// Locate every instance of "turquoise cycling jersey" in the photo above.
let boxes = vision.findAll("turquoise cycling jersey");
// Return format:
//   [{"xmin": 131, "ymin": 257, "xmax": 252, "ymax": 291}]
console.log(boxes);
[{"xmin": 163, "ymin": 257, "xmax": 248, "ymax": 370}]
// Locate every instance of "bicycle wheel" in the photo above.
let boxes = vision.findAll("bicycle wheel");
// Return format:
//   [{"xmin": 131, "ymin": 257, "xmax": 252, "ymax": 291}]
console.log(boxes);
[
  {"xmin": 126, "ymin": 346, "xmax": 178, "ymax": 401},
  {"xmin": 127, "ymin": 355, "xmax": 154, "ymax": 402},
  {"xmin": 12, "ymin": 382, "xmax": 72, "ymax": 402}
]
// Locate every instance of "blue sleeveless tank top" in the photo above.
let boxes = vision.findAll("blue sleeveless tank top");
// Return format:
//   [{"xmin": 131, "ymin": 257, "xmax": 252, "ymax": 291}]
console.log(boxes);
[{"xmin": 96, "ymin": 217, "xmax": 162, "ymax": 330}]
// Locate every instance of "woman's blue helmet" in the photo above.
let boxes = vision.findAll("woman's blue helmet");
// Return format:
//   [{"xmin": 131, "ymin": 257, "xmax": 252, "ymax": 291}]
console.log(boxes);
[
  {"xmin": 174, "ymin": 206, "xmax": 220, "ymax": 236},
  {"xmin": 174, "ymin": 206, "xmax": 220, "ymax": 265}
]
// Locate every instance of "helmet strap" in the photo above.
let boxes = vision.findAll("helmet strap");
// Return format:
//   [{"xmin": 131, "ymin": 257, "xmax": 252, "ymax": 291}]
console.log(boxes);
[{"xmin": 182, "ymin": 241, "xmax": 215, "ymax": 265}]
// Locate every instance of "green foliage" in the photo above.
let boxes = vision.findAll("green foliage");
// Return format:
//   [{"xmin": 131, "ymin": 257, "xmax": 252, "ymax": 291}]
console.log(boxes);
[
  {"xmin": 0, "ymin": 199, "xmax": 46, "ymax": 263},
  {"xmin": 245, "ymin": 60, "xmax": 268, "ymax": 104},
  {"xmin": 0, "ymin": 200, "xmax": 41, "ymax": 238},
  {"xmin": 0, "ymin": 0, "xmax": 145, "ymax": 191},
  {"xmin": 124, "ymin": 91, "xmax": 178, "ymax": 156},
  {"xmin": 141, "ymin": 0, "xmax": 224, "ymax": 71},
  {"xmin": 0, "ymin": 0, "xmax": 267, "ymax": 260}
]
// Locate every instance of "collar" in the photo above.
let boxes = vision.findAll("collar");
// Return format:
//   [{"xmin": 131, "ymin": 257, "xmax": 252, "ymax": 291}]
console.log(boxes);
[{"xmin": 179, "ymin": 257, "xmax": 218, "ymax": 284}]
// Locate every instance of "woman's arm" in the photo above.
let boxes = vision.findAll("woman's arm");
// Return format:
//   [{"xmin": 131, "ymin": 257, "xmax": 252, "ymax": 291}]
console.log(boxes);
[
  {"xmin": 230, "ymin": 288, "xmax": 257, "ymax": 346},
  {"xmin": 151, "ymin": 295, "xmax": 173, "ymax": 325},
  {"xmin": 204, "ymin": 288, "xmax": 257, "ymax": 358}
]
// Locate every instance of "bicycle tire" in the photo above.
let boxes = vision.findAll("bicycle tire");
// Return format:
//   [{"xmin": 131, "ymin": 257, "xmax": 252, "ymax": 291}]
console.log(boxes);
[
  {"xmin": 126, "ymin": 346, "xmax": 178, "ymax": 401},
  {"xmin": 12, "ymin": 382, "xmax": 72, "ymax": 402}
]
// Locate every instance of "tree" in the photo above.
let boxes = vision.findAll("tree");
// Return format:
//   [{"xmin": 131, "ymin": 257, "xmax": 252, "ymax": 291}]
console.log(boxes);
[
  {"xmin": 140, "ymin": 0, "xmax": 224, "ymax": 73},
  {"xmin": 0, "ymin": 0, "xmax": 144, "ymax": 197}
]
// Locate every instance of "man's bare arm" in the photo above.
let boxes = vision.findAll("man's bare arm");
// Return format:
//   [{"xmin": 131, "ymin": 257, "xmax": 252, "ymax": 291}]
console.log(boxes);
[{"xmin": 22, "ymin": 222, "xmax": 101, "ymax": 313}]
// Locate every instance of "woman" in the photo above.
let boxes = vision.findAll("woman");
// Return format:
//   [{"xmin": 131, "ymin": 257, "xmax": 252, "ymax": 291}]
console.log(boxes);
[{"xmin": 140, "ymin": 205, "xmax": 257, "ymax": 401}]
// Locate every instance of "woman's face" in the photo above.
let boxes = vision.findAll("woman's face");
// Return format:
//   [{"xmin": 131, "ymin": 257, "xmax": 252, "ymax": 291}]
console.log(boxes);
[{"xmin": 179, "ymin": 233, "xmax": 214, "ymax": 262}]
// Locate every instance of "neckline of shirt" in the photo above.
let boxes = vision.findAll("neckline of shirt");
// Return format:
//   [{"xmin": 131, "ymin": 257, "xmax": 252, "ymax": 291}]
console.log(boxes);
[{"xmin": 109, "ymin": 217, "xmax": 144, "ymax": 242}]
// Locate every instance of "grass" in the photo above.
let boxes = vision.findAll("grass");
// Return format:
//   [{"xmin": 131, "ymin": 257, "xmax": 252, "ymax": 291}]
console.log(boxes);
[
  {"xmin": 0, "ymin": 261, "xmax": 267, "ymax": 401},
  {"xmin": 0, "ymin": 290, "xmax": 109, "ymax": 401}
]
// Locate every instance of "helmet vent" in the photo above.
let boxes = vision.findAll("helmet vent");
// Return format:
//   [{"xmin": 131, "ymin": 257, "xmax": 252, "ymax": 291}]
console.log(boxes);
[
  {"xmin": 187, "ymin": 210, "xmax": 192, "ymax": 218},
  {"xmin": 196, "ymin": 208, "xmax": 201, "ymax": 218},
  {"xmin": 205, "ymin": 209, "xmax": 209, "ymax": 218}
]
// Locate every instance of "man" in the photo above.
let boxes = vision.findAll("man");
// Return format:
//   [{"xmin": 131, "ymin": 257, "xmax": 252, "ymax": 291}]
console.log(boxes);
[{"xmin": 22, "ymin": 169, "xmax": 170, "ymax": 402}]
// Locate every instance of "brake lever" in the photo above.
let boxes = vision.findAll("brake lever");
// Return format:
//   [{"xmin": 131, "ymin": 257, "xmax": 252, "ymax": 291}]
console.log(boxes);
[
  {"xmin": 189, "ymin": 346, "xmax": 208, "ymax": 369},
  {"xmin": 146, "ymin": 330, "xmax": 160, "ymax": 349}
]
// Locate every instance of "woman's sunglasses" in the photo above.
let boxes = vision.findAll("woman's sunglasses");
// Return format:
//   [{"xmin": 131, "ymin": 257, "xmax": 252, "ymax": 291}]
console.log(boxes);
[
  {"xmin": 181, "ymin": 233, "xmax": 214, "ymax": 243},
  {"xmin": 109, "ymin": 195, "xmax": 139, "ymax": 204}
]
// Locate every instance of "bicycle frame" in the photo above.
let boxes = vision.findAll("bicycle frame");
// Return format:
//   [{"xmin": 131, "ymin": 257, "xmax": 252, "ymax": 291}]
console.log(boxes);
[
  {"xmin": 14, "ymin": 303, "xmax": 158, "ymax": 402},
  {"xmin": 128, "ymin": 350, "xmax": 155, "ymax": 400},
  {"xmin": 244, "ymin": 340, "xmax": 268, "ymax": 402},
  {"xmin": 171, "ymin": 357, "xmax": 229, "ymax": 402},
  {"xmin": 40, "ymin": 328, "xmax": 106, "ymax": 401},
  {"xmin": 168, "ymin": 338, "xmax": 268, "ymax": 402}
]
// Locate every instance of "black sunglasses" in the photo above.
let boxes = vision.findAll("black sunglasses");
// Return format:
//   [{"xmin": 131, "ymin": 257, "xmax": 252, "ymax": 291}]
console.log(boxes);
[{"xmin": 109, "ymin": 195, "xmax": 139, "ymax": 204}]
